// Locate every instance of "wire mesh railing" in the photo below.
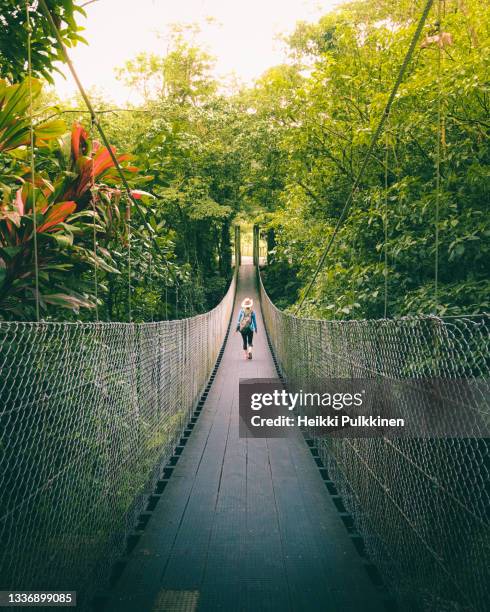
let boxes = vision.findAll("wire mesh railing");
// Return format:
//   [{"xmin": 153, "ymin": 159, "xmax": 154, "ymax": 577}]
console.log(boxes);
[
  {"xmin": 0, "ymin": 273, "xmax": 236, "ymax": 606},
  {"xmin": 259, "ymin": 270, "xmax": 489, "ymax": 612}
]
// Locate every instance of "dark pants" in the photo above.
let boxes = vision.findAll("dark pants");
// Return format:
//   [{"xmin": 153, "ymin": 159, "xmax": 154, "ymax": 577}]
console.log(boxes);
[{"xmin": 240, "ymin": 328, "xmax": 253, "ymax": 350}]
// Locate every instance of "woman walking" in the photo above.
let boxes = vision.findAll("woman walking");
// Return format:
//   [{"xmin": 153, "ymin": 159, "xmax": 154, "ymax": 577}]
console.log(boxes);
[{"xmin": 236, "ymin": 297, "xmax": 258, "ymax": 360}]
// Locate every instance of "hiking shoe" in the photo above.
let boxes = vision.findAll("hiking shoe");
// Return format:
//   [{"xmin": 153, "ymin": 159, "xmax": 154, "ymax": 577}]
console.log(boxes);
[{"xmin": 248, "ymin": 353, "xmax": 252, "ymax": 360}]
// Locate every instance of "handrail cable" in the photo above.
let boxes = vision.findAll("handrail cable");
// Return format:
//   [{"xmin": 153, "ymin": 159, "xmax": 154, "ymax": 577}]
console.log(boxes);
[
  {"xmin": 37, "ymin": 0, "xmax": 195, "ymax": 316},
  {"xmin": 295, "ymin": 0, "xmax": 435, "ymax": 314}
]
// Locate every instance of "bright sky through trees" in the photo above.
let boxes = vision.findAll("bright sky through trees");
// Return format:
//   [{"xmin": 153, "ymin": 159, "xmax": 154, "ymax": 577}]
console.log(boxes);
[{"xmin": 53, "ymin": 0, "xmax": 341, "ymax": 103}]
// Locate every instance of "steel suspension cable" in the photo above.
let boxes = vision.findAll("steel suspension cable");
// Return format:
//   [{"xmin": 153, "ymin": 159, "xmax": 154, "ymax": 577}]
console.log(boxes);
[
  {"xmin": 26, "ymin": 2, "xmax": 40, "ymax": 322},
  {"xmin": 127, "ymin": 200, "xmax": 132, "ymax": 322},
  {"xmin": 434, "ymin": 0, "xmax": 444, "ymax": 310},
  {"xmin": 383, "ymin": 124, "xmax": 389, "ymax": 318},
  {"xmin": 295, "ymin": 0, "xmax": 435, "ymax": 315},
  {"xmin": 89, "ymin": 116, "xmax": 99, "ymax": 321},
  {"xmin": 149, "ymin": 253, "xmax": 154, "ymax": 322},
  {"xmin": 37, "ymin": 0, "xmax": 195, "ymax": 316}
]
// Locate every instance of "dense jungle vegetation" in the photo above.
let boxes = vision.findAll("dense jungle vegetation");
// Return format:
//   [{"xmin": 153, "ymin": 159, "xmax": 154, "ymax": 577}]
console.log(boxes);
[{"xmin": 0, "ymin": 0, "xmax": 488, "ymax": 321}]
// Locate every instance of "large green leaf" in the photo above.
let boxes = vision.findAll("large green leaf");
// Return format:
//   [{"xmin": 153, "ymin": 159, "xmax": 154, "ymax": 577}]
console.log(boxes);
[{"xmin": 0, "ymin": 79, "xmax": 66, "ymax": 154}]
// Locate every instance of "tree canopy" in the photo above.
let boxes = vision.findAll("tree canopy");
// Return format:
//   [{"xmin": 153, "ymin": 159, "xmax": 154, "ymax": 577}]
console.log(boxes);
[
  {"xmin": 0, "ymin": 0, "xmax": 488, "ymax": 321},
  {"xmin": 255, "ymin": 0, "xmax": 489, "ymax": 317}
]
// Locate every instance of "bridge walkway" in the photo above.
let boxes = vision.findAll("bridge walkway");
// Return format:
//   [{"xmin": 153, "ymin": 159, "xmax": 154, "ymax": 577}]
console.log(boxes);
[{"xmin": 108, "ymin": 263, "xmax": 383, "ymax": 612}]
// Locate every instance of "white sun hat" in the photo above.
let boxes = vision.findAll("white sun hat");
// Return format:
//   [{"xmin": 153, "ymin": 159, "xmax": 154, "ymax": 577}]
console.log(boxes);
[{"xmin": 241, "ymin": 297, "xmax": 253, "ymax": 309}]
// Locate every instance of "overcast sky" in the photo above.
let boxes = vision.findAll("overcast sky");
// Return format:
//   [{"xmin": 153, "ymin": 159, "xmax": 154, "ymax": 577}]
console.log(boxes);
[{"xmin": 53, "ymin": 0, "xmax": 342, "ymax": 104}]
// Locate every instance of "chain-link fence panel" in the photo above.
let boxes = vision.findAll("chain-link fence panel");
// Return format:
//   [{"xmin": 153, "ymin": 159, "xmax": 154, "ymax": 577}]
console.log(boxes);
[
  {"xmin": 0, "ymin": 274, "xmax": 236, "ymax": 607},
  {"xmin": 259, "ymin": 271, "xmax": 489, "ymax": 612}
]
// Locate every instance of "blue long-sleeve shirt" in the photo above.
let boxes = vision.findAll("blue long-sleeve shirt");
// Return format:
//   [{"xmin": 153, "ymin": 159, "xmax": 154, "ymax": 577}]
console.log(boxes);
[{"xmin": 237, "ymin": 309, "xmax": 257, "ymax": 333}]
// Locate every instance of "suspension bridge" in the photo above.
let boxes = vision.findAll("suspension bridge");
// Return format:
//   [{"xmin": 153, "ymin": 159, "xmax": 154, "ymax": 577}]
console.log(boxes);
[
  {"xmin": 1, "ymin": 249, "xmax": 489, "ymax": 611},
  {"xmin": 105, "ymin": 260, "xmax": 384, "ymax": 612}
]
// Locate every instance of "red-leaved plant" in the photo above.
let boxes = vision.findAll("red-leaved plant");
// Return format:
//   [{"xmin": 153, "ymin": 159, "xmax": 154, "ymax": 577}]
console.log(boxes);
[{"xmin": 0, "ymin": 82, "xmax": 143, "ymax": 319}]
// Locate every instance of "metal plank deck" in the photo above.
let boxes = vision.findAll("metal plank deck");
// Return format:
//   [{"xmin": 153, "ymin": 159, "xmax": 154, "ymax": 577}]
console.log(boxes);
[{"xmin": 107, "ymin": 264, "xmax": 383, "ymax": 612}]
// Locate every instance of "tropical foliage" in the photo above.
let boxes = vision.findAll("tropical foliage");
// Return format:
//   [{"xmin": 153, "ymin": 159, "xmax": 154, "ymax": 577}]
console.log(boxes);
[
  {"xmin": 0, "ymin": 79, "xmax": 140, "ymax": 318},
  {"xmin": 0, "ymin": 0, "xmax": 86, "ymax": 83},
  {"xmin": 255, "ymin": 0, "xmax": 490, "ymax": 318},
  {"xmin": 0, "ymin": 0, "xmax": 488, "ymax": 322}
]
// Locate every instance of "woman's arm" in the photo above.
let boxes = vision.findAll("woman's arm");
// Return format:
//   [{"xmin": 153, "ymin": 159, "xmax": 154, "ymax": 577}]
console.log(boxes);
[{"xmin": 252, "ymin": 312, "xmax": 258, "ymax": 332}]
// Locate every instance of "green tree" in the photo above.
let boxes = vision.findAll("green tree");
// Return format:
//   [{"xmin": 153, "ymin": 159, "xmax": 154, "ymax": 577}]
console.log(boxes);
[
  {"xmin": 255, "ymin": 0, "xmax": 489, "ymax": 318},
  {"xmin": 0, "ymin": 0, "xmax": 86, "ymax": 83}
]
